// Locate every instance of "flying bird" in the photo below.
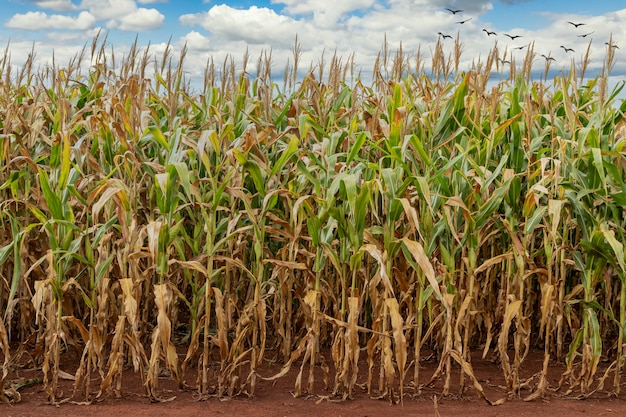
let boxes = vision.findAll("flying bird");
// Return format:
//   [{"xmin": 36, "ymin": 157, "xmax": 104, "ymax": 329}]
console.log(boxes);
[
  {"xmin": 504, "ymin": 34, "xmax": 522, "ymax": 40},
  {"xmin": 605, "ymin": 42, "xmax": 619, "ymax": 49},
  {"xmin": 568, "ymin": 22, "xmax": 586, "ymax": 28},
  {"xmin": 438, "ymin": 32, "xmax": 453, "ymax": 39},
  {"xmin": 445, "ymin": 8, "xmax": 463, "ymax": 14},
  {"xmin": 482, "ymin": 29, "xmax": 497, "ymax": 36},
  {"xmin": 541, "ymin": 54, "xmax": 556, "ymax": 61},
  {"xmin": 560, "ymin": 45, "xmax": 575, "ymax": 53},
  {"xmin": 514, "ymin": 44, "xmax": 528, "ymax": 50},
  {"xmin": 578, "ymin": 31, "xmax": 594, "ymax": 38},
  {"xmin": 456, "ymin": 18, "xmax": 472, "ymax": 24},
  {"xmin": 499, "ymin": 58, "xmax": 511, "ymax": 64}
]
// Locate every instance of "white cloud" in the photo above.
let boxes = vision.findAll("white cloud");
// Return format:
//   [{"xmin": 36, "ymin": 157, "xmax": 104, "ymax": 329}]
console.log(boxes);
[
  {"xmin": 76, "ymin": 0, "xmax": 164, "ymax": 31},
  {"xmin": 4, "ymin": 39, "xmax": 86, "ymax": 68},
  {"xmin": 138, "ymin": 0, "xmax": 167, "ymax": 3},
  {"xmin": 32, "ymin": 0, "xmax": 79, "ymax": 12},
  {"xmin": 273, "ymin": 0, "xmax": 376, "ymax": 25},
  {"xmin": 6, "ymin": 11, "xmax": 96, "ymax": 31},
  {"xmin": 44, "ymin": 27, "xmax": 106, "ymax": 43},
  {"xmin": 180, "ymin": 31, "xmax": 212, "ymax": 51},
  {"xmin": 79, "ymin": 0, "xmax": 138, "ymax": 20},
  {"xmin": 180, "ymin": 5, "xmax": 305, "ymax": 47},
  {"xmin": 118, "ymin": 8, "xmax": 165, "ymax": 31}
]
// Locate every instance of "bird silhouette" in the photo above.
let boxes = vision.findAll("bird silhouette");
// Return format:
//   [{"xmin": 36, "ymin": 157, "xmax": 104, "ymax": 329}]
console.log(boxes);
[
  {"xmin": 445, "ymin": 8, "xmax": 463, "ymax": 14},
  {"xmin": 456, "ymin": 18, "xmax": 472, "ymax": 24},
  {"xmin": 504, "ymin": 34, "xmax": 522, "ymax": 40},
  {"xmin": 499, "ymin": 58, "xmax": 511, "ymax": 64},
  {"xmin": 577, "ymin": 31, "xmax": 594, "ymax": 38},
  {"xmin": 605, "ymin": 42, "xmax": 619, "ymax": 49},
  {"xmin": 438, "ymin": 32, "xmax": 453, "ymax": 39},
  {"xmin": 560, "ymin": 45, "xmax": 575, "ymax": 53},
  {"xmin": 482, "ymin": 29, "xmax": 497, "ymax": 36},
  {"xmin": 541, "ymin": 54, "xmax": 556, "ymax": 61},
  {"xmin": 567, "ymin": 22, "xmax": 586, "ymax": 28},
  {"xmin": 514, "ymin": 45, "xmax": 528, "ymax": 50}
]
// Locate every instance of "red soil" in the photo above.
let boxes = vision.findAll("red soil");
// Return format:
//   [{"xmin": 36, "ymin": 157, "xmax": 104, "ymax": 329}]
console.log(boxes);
[{"xmin": 4, "ymin": 348, "xmax": 626, "ymax": 417}]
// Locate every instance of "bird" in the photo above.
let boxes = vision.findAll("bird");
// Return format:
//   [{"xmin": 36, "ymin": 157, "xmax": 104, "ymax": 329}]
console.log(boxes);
[
  {"xmin": 541, "ymin": 54, "xmax": 556, "ymax": 61},
  {"xmin": 578, "ymin": 31, "xmax": 594, "ymax": 38},
  {"xmin": 482, "ymin": 29, "xmax": 497, "ymax": 36},
  {"xmin": 504, "ymin": 34, "xmax": 522, "ymax": 40},
  {"xmin": 456, "ymin": 18, "xmax": 472, "ymax": 24},
  {"xmin": 567, "ymin": 21, "xmax": 586, "ymax": 28},
  {"xmin": 445, "ymin": 8, "xmax": 463, "ymax": 14},
  {"xmin": 605, "ymin": 42, "xmax": 619, "ymax": 49},
  {"xmin": 514, "ymin": 44, "xmax": 528, "ymax": 50},
  {"xmin": 499, "ymin": 58, "xmax": 511, "ymax": 64},
  {"xmin": 560, "ymin": 45, "xmax": 575, "ymax": 53},
  {"xmin": 438, "ymin": 32, "xmax": 453, "ymax": 39}
]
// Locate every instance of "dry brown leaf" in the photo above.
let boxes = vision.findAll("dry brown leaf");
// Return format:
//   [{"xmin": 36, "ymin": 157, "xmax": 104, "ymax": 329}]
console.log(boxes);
[
  {"xmin": 262, "ymin": 259, "xmax": 309, "ymax": 269},
  {"xmin": 146, "ymin": 221, "xmax": 162, "ymax": 263},
  {"xmin": 474, "ymin": 253, "xmax": 513, "ymax": 275},
  {"xmin": 147, "ymin": 283, "xmax": 182, "ymax": 400},
  {"xmin": 399, "ymin": 238, "xmax": 441, "ymax": 300},
  {"xmin": 398, "ymin": 197, "xmax": 423, "ymax": 240},
  {"xmin": 360, "ymin": 244, "xmax": 394, "ymax": 296},
  {"xmin": 0, "ymin": 316, "xmax": 13, "ymax": 403},
  {"xmin": 386, "ymin": 298, "xmax": 406, "ymax": 404},
  {"xmin": 97, "ymin": 315, "xmax": 126, "ymax": 399}
]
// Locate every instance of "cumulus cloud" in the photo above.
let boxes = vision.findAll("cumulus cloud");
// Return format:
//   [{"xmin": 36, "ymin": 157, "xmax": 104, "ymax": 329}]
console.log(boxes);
[
  {"xmin": 498, "ymin": 0, "xmax": 534, "ymax": 4},
  {"xmin": 44, "ymin": 26, "xmax": 106, "ymax": 43},
  {"xmin": 31, "ymin": 0, "xmax": 79, "ymax": 12},
  {"xmin": 74, "ymin": 0, "xmax": 164, "ymax": 31},
  {"xmin": 118, "ymin": 8, "xmax": 165, "ymax": 31},
  {"xmin": 180, "ymin": 31, "xmax": 212, "ymax": 51},
  {"xmin": 79, "ymin": 0, "xmax": 138, "ymax": 20},
  {"xmin": 274, "ymin": 0, "xmax": 376, "ymax": 25},
  {"xmin": 6, "ymin": 10, "xmax": 96, "ymax": 30},
  {"xmin": 180, "ymin": 5, "xmax": 304, "ymax": 47},
  {"xmin": 431, "ymin": 0, "xmax": 496, "ymax": 14}
]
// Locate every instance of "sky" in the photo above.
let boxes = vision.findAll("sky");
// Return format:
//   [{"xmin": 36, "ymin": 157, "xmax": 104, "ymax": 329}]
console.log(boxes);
[{"xmin": 2, "ymin": 0, "xmax": 626, "ymax": 91}]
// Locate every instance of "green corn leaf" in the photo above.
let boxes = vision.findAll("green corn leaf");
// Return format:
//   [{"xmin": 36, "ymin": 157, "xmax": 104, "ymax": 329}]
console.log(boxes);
[
  {"xmin": 476, "ymin": 185, "xmax": 509, "ymax": 228},
  {"xmin": 269, "ymin": 134, "xmax": 299, "ymax": 180},
  {"xmin": 586, "ymin": 307, "xmax": 603, "ymax": 360},
  {"xmin": 172, "ymin": 162, "xmax": 192, "ymax": 199},
  {"xmin": 233, "ymin": 149, "xmax": 266, "ymax": 196},
  {"xmin": 590, "ymin": 147, "xmax": 606, "ymax": 187},
  {"xmin": 566, "ymin": 326, "xmax": 584, "ymax": 366},
  {"xmin": 38, "ymin": 167, "xmax": 63, "ymax": 220},
  {"xmin": 59, "ymin": 132, "xmax": 71, "ymax": 190},
  {"xmin": 524, "ymin": 205, "xmax": 547, "ymax": 236},
  {"xmin": 347, "ymin": 132, "xmax": 368, "ymax": 165},
  {"xmin": 600, "ymin": 223, "xmax": 626, "ymax": 274},
  {"xmin": 245, "ymin": 159, "xmax": 266, "ymax": 197},
  {"xmin": 297, "ymin": 159, "xmax": 321, "ymax": 191},
  {"xmin": 307, "ymin": 216, "xmax": 321, "ymax": 248},
  {"xmin": 273, "ymin": 97, "xmax": 292, "ymax": 127},
  {"xmin": 0, "ymin": 241, "xmax": 12, "ymax": 264},
  {"xmin": 148, "ymin": 125, "xmax": 170, "ymax": 151}
]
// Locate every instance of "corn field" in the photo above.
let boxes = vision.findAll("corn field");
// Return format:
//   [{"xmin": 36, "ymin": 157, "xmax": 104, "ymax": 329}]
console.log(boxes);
[{"xmin": 1, "ymin": 35, "xmax": 626, "ymax": 405}]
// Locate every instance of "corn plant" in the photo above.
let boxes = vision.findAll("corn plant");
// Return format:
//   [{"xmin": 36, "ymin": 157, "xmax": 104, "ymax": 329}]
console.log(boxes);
[{"xmin": 1, "ymin": 35, "xmax": 626, "ymax": 406}]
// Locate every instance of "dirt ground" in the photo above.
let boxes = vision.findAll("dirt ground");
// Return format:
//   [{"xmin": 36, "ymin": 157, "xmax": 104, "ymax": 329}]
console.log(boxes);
[{"xmin": 4, "ymin": 348, "xmax": 626, "ymax": 417}]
